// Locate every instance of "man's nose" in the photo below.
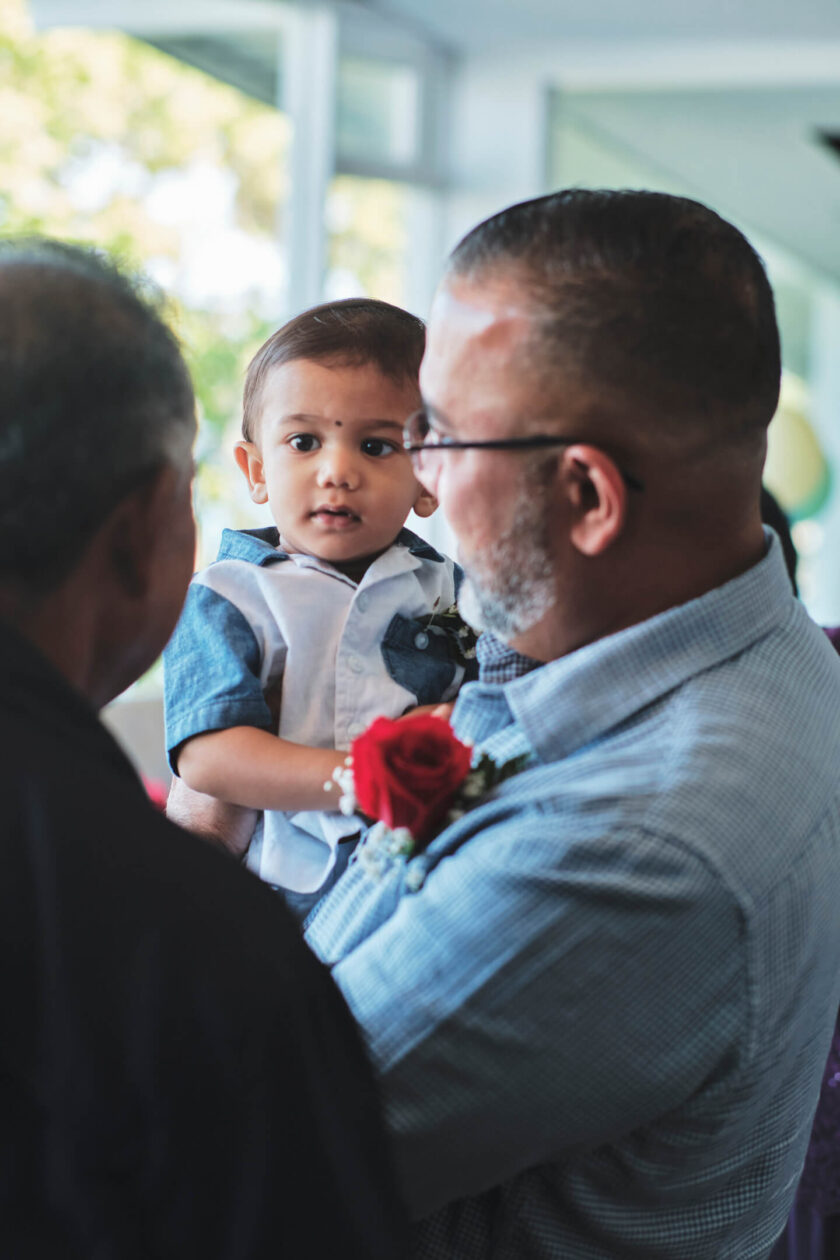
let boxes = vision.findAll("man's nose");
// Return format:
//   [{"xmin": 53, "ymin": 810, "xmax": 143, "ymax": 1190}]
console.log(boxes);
[{"xmin": 316, "ymin": 445, "xmax": 360, "ymax": 489}]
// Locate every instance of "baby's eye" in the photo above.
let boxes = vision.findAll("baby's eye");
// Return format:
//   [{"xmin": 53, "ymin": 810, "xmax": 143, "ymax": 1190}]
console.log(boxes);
[
  {"xmin": 361, "ymin": 437, "xmax": 397, "ymax": 458},
  {"xmin": 288, "ymin": 433, "xmax": 320, "ymax": 452}
]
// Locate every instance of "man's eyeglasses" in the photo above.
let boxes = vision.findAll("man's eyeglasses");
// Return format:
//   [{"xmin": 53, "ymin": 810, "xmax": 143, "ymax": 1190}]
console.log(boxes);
[{"xmin": 402, "ymin": 408, "xmax": 645, "ymax": 492}]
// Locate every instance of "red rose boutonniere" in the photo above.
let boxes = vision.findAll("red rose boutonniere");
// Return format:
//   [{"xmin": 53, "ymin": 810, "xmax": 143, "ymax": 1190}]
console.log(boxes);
[
  {"xmin": 353, "ymin": 714, "xmax": 472, "ymax": 842},
  {"xmin": 325, "ymin": 714, "xmax": 529, "ymax": 881}
]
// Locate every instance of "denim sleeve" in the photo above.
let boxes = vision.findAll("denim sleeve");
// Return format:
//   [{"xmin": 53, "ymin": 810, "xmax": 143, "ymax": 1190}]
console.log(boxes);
[{"xmin": 163, "ymin": 581, "xmax": 276, "ymax": 772}]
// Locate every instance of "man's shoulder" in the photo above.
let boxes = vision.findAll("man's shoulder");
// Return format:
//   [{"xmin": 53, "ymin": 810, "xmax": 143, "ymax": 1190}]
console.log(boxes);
[
  {"xmin": 677, "ymin": 602, "xmax": 840, "ymax": 882},
  {"xmin": 555, "ymin": 602, "xmax": 840, "ymax": 899},
  {"xmin": 461, "ymin": 587, "xmax": 840, "ymax": 895},
  {"xmin": 0, "ymin": 693, "xmax": 299, "ymax": 964}
]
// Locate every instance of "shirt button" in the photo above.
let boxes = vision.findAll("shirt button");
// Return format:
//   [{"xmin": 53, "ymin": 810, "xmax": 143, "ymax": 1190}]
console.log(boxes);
[
  {"xmin": 414, "ymin": 631, "xmax": 429, "ymax": 650},
  {"xmin": 357, "ymin": 592, "xmax": 370, "ymax": 613},
  {"xmin": 348, "ymin": 656, "xmax": 364, "ymax": 674},
  {"xmin": 405, "ymin": 863, "xmax": 426, "ymax": 892}
]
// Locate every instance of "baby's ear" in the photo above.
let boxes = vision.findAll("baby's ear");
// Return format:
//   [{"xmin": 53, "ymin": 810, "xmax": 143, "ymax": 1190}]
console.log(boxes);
[
  {"xmin": 234, "ymin": 441, "xmax": 268, "ymax": 505},
  {"xmin": 412, "ymin": 484, "xmax": 438, "ymax": 519}
]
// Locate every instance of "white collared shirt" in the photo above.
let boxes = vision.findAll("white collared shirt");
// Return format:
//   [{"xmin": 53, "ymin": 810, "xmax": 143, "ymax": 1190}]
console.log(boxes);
[{"xmin": 164, "ymin": 526, "xmax": 467, "ymax": 891}]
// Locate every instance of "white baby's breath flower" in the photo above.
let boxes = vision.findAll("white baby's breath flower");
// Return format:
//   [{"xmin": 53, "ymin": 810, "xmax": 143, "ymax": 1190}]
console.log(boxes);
[
  {"xmin": 357, "ymin": 821, "xmax": 415, "ymax": 880},
  {"xmin": 359, "ymin": 842, "xmax": 387, "ymax": 881},
  {"xmin": 405, "ymin": 864, "xmax": 426, "ymax": 893},
  {"xmin": 385, "ymin": 826, "xmax": 414, "ymax": 859},
  {"xmin": 364, "ymin": 821, "xmax": 388, "ymax": 848},
  {"xmin": 328, "ymin": 762, "xmax": 358, "ymax": 814}
]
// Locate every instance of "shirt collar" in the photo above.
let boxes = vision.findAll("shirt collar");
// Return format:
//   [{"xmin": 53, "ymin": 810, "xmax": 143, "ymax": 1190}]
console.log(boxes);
[
  {"xmin": 217, "ymin": 526, "xmax": 289, "ymax": 566},
  {"xmin": 477, "ymin": 632, "xmax": 542, "ymax": 683},
  {"xmin": 394, "ymin": 527, "xmax": 445, "ymax": 561},
  {"xmin": 215, "ymin": 524, "xmax": 444, "ymax": 568},
  {"xmin": 462, "ymin": 529, "xmax": 798, "ymax": 765}
]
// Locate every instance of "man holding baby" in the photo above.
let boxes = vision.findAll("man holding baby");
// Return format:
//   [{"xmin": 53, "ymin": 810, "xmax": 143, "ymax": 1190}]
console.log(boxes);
[
  {"xmin": 306, "ymin": 189, "xmax": 840, "ymax": 1258},
  {"xmin": 4, "ymin": 189, "xmax": 840, "ymax": 1260}
]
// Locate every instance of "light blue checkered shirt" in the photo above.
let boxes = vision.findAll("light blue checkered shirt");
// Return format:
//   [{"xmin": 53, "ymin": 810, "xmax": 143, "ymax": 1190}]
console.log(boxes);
[{"xmin": 307, "ymin": 533, "xmax": 840, "ymax": 1258}]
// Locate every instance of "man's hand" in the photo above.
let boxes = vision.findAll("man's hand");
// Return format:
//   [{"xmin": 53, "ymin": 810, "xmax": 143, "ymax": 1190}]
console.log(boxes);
[
  {"xmin": 166, "ymin": 776, "xmax": 258, "ymax": 860},
  {"xmin": 399, "ymin": 702, "xmax": 455, "ymax": 723}
]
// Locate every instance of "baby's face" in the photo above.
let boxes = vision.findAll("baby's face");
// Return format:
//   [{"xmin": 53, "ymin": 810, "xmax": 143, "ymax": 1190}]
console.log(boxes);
[{"xmin": 235, "ymin": 358, "xmax": 435, "ymax": 576}]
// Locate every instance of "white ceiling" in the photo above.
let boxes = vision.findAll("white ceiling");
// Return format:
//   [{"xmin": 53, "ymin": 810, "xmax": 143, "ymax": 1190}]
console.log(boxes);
[
  {"xmin": 363, "ymin": 0, "xmax": 840, "ymax": 285},
  {"xmin": 35, "ymin": 0, "xmax": 840, "ymax": 285},
  {"xmin": 362, "ymin": 0, "xmax": 840, "ymax": 55},
  {"xmin": 560, "ymin": 86, "xmax": 840, "ymax": 283}
]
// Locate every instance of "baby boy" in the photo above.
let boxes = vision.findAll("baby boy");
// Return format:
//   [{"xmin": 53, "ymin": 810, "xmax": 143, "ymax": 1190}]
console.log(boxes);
[{"xmin": 163, "ymin": 298, "xmax": 475, "ymax": 919}]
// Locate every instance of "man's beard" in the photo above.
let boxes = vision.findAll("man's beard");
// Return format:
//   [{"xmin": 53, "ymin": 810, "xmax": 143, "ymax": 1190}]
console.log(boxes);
[{"xmin": 458, "ymin": 478, "xmax": 556, "ymax": 643}]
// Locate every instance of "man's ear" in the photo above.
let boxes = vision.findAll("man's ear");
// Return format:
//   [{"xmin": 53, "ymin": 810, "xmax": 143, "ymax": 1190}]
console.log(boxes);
[
  {"xmin": 562, "ymin": 445, "xmax": 627, "ymax": 556},
  {"xmin": 412, "ymin": 482, "xmax": 438, "ymax": 519},
  {"xmin": 234, "ymin": 440, "xmax": 268, "ymax": 504}
]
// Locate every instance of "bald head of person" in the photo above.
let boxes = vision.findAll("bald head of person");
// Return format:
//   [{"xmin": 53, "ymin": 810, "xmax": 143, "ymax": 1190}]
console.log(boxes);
[{"xmin": 415, "ymin": 190, "xmax": 781, "ymax": 660}]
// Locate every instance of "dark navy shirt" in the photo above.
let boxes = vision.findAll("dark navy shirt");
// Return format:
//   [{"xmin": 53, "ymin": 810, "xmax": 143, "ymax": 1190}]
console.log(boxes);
[{"xmin": 0, "ymin": 620, "xmax": 406, "ymax": 1259}]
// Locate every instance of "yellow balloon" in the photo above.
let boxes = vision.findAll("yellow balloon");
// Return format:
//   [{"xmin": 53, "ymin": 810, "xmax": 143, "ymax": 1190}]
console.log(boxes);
[{"xmin": 765, "ymin": 379, "xmax": 831, "ymax": 521}]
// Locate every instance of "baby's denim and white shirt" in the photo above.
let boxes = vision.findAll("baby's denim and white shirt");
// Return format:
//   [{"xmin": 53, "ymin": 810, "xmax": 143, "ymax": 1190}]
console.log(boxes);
[{"xmin": 163, "ymin": 525, "xmax": 471, "ymax": 894}]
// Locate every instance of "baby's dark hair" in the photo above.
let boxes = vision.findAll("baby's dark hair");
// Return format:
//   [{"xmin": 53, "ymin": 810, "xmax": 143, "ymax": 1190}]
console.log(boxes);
[{"xmin": 242, "ymin": 297, "xmax": 425, "ymax": 440}]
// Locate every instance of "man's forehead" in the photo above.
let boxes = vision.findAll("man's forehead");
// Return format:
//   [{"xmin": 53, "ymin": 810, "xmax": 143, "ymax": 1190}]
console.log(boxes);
[
  {"xmin": 420, "ymin": 275, "xmax": 569, "ymax": 438},
  {"xmin": 427, "ymin": 273, "xmax": 535, "ymax": 344},
  {"xmin": 420, "ymin": 272, "xmax": 548, "ymax": 412}
]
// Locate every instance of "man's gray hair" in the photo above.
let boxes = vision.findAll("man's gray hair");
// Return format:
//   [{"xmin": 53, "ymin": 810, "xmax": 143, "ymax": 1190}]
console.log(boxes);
[{"xmin": 0, "ymin": 239, "xmax": 196, "ymax": 592}]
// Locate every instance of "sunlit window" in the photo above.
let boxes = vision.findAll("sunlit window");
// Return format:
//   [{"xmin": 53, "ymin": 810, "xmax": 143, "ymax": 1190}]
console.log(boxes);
[
  {"xmin": 2, "ymin": 0, "xmax": 292, "ymax": 562},
  {"xmin": 325, "ymin": 175, "xmax": 410, "ymax": 306}
]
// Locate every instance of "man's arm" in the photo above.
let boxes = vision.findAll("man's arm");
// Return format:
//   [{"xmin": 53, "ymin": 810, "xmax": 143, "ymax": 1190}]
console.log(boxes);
[
  {"xmin": 314, "ymin": 812, "xmax": 744, "ymax": 1219},
  {"xmin": 166, "ymin": 776, "xmax": 258, "ymax": 858}
]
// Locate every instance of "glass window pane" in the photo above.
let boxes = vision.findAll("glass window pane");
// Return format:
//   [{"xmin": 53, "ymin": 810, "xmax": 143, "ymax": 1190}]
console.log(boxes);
[
  {"xmin": 337, "ymin": 56, "xmax": 420, "ymax": 169},
  {"xmin": 1, "ymin": 0, "xmax": 291, "ymax": 569},
  {"xmin": 325, "ymin": 174, "xmax": 409, "ymax": 305}
]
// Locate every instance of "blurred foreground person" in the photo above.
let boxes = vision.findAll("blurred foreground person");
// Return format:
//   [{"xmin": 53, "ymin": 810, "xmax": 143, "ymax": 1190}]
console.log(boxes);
[
  {"xmin": 306, "ymin": 190, "xmax": 840, "ymax": 1258},
  {"xmin": 0, "ymin": 240, "xmax": 406, "ymax": 1259}
]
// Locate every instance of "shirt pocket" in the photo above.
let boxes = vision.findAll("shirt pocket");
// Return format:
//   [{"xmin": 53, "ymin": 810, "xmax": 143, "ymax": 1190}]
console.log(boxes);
[{"xmin": 381, "ymin": 612, "xmax": 458, "ymax": 706}]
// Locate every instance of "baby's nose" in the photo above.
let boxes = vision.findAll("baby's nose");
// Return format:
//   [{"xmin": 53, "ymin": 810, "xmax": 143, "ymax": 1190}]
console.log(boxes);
[{"xmin": 317, "ymin": 445, "xmax": 359, "ymax": 488}]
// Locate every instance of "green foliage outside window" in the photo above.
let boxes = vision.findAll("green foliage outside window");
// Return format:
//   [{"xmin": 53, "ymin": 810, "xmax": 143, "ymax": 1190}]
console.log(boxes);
[
  {"xmin": 0, "ymin": 0, "xmax": 287, "ymax": 454},
  {"xmin": 1, "ymin": 0, "xmax": 412, "ymax": 550}
]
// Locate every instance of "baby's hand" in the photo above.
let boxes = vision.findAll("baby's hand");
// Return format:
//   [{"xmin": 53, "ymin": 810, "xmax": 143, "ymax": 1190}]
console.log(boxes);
[{"xmin": 400, "ymin": 701, "xmax": 454, "ymax": 723}]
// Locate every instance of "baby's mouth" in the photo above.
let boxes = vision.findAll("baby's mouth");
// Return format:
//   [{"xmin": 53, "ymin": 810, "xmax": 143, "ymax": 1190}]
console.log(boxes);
[{"xmin": 311, "ymin": 505, "xmax": 361, "ymax": 527}]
